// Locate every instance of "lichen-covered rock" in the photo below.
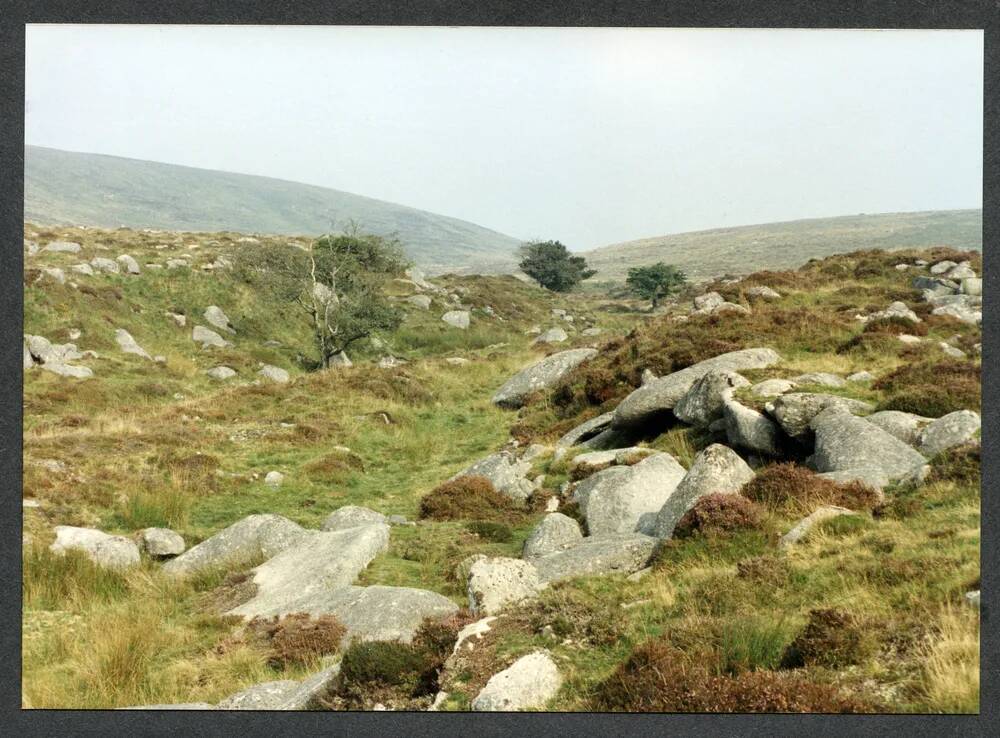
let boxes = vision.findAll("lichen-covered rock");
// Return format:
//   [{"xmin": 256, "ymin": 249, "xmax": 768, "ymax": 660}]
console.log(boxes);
[
  {"xmin": 653, "ymin": 444, "xmax": 755, "ymax": 538},
  {"xmin": 50, "ymin": 526, "xmax": 140, "ymax": 571},
  {"xmin": 522, "ymin": 513, "xmax": 583, "ymax": 559},
  {"xmin": 865, "ymin": 301, "xmax": 920, "ymax": 324},
  {"xmin": 138, "ymin": 527, "xmax": 186, "ymax": 557},
  {"xmin": 321, "ymin": 505, "xmax": 387, "ymax": 532},
  {"xmin": 492, "ymin": 348, "xmax": 598, "ymax": 409},
  {"xmin": 583, "ymin": 453, "xmax": 687, "ymax": 537},
  {"xmin": 453, "ymin": 450, "xmax": 535, "ymax": 501},
  {"xmin": 259, "ymin": 365, "xmax": 290, "ymax": 383},
  {"xmin": 918, "ymin": 410, "xmax": 981, "ymax": 457},
  {"xmin": 441, "ymin": 310, "xmax": 471, "ymax": 329},
  {"xmin": 673, "ymin": 370, "xmax": 750, "ymax": 427},
  {"xmin": 531, "ymin": 534, "xmax": 657, "ymax": 584},
  {"xmin": 264, "ymin": 470, "xmax": 284, "ymax": 487},
  {"xmin": 533, "ymin": 327, "xmax": 568, "ymax": 344},
  {"xmin": 115, "ymin": 328, "xmax": 153, "ymax": 360},
  {"xmin": 204, "ymin": 305, "xmax": 235, "ymax": 333},
  {"xmin": 192, "ymin": 325, "xmax": 231, "ymax": 349},
  {"xmin": 865, "ymin": 410, "xmax": 933, "ymax": 447},
  {"xmin": 723, "ymin": 399, "xmax": 782, "ymax": 455},
  {"xmin": 769, "ymin": 393, "xmax": 874, "ymax": 442},
  {"xmin": 227, "ymin": 524, "xmax": 390, "ymax": 619},
  {"xmin": 44, "ymin": 240, "xmax": 81, "ymax": 253},
  {"xmin": 467, "ymin": 557, "xmax": 542, "ymax": 615},
  {"xmin": 751, "ymin": 378, "xmax": 797, "ymax": 397},
  {"xmin": 931, "ymin": 303, "xmax": 981, "ymax": 325},
  {"xmin": 791, "ymin": 372, "xmax": 846, "ymax": 388},
  {"xmin": 809, "ymin": 407, "xmax": 928, "ymax": 481},
  {"xmin": 117, "ymin": 254, "xmax": 141, "ymax": 274},
  {"xmin": 612, "ymin": 348, "xmax": 781, "ymax": 431},
  {"xmin": 303, "ymin": 585, "xmax": 458, "ymax": 644},
  {"xmin": 407, "ymin": 294, "xmax": 432, "ymax": 310},
  {"xmin": 471, "ymin": 651, "xmax": 561, "ymax": 711},
  {"xmin": 693, "ymin": 292, "xmax": 725, "ymax": 311},
  {"xmin": 206, "ymin": 366, "xmax": 237, "ymax": 380},
  {"xmin": 746, "ymin": 286, "xmax": 781, "ymax": 299},
  {"xmin": 91, "ymin": 256, "xmax": 120, "ymax": 273},
  {"xmin": 162, "ymin": 514, "xmax": 308, "ymax": 578}
]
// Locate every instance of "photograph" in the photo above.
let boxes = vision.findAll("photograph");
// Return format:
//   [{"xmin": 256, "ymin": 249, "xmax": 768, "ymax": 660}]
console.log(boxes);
[{"xmin": 21, "ymin": 24, "xmax": 982, "ymax": 714}]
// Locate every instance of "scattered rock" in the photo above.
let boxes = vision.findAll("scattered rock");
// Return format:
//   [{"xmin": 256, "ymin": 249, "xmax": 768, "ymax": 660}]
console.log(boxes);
[
  {"xmin": 162, "ymin": 514, "xmax": 308, "ymax": 578},
  {"xmin": 929, "ymin": 260, "xmax": 958, "ymax": 275},
  {"xmin": 898, "ymin": 334, "xmax": 923, "ymax": 345},
  {"xmin": 673, "ymin": 370, "xmax": 750, "ymax": 426},
  {"xmin": 779, "ymin": 506, "xmax": 856, "ymax": 547},
  {"xmin": 258, "ymin": 365, "xmax": 290, "ymax": 383},
  {"xmin": 138, "ymin": 528, "xmax": 186, "ymax": 558},
  {"xmin": 40, "ymin": 362, "xmax": 94, "ymax": 379},
  {"xmin": 847, "ymin": 371, "xmax": 874, "ymax": 383},
  {"xmin": 467, "ymin": 557, "xmax": 542, "ymax": 615},
  {"xmin": 581, "ymin": 327, "xmax": 602, "ymax": 336},
  {"xmin": 612, "ymin": 348, "xmax": 782, "ymax": 431},
  {"xmin": 45, "ymin": 240, "xmax": 82, "ymax": 253},
  {"xmin": 50, "ymin": 526, "xmax": 140, "ymax": 571},
  {"xmin": 522, "ymin": 513, "xmax": 584, "ymax": 559},
  {"xmin": 471, "ymin": 651, "xmax": 561, "ymax": 711},
  {"xmin": 90, "ymin": 256, "xmax": 120, "ymax": 273},
  {"xmin": 960, "ymin": 278, "xmax": 982, "ymax": 296},
  {"xmin": 751, "ymin": 378, "xmax": 797, "ymax": 397},
  {"xmin": 204, "ymin": 306, "xmax": 235, "ymax": 333},
  {"xmin": 693, "ymin": 292, "xmax": 725, "ymax": 311},
  {"xmin": 192, "ymin": 325, "xmax": 232, "ymax": 349},
  {"xmin": 492, "ymin": 348, "xmax": 598, "ymax": 409},
  {"xmin": 264, "ymin": 470, "xmax": 285, "ymax": 487},
  {"xmin": 791, "ymin": 372, "xmax": 846, "ymax": 388},
  {"xmin": 206, "ymin": 366, "xmax": 237, "ymax": 380},
  {"xmin": 653, "ymin": 444, "xmax": 756, "ymax": 538},
  {"xmin": 746, "ymin": 286, "xmax": 781, "ymax": 299},
  {"xmin": 71, "ymin": 263, "xmax": 95, "ymax": 276},
  {"xmin": 328, "ymin": 351, "xmax": 352, "ymax": 367},
  {"xmin": 931, "ymin": 303, "xmax": 981, "ymax": 325},
  {"xmin": 453, "ymin": 450, "xmax": 535, "ymax": 501},
  {"xmin": 167, "ymin": 312, "xmax": 186, "ymax": 327},
  {"xmin": 321, "ymin": 505, "xmax": 387, "ymax": 532},
  {"xmin": 441, "ymin": 310, "xmax": 471, "ymax": 329},
  {"xmin": 407, "ymin": 295, "xmax": 432, "ymax": 310},
  {"xmin": 939, "ymin": 342, "xmax": 967, "ymax": 359},
  {"xmin": 114, "ymin": 328, "xmax": 152, "ymax": 360},
  {"xmin": 445, "ymin": 357, "xmax": 470, "ymax": 366},
  {"xmin": 531, "ymin": 534, "xmax": 657, "ymax": 584},
  {"xmin": 918, "ymin": 410, "xmax": 981, "ymax": 457},
  {"xmin": 533, "ymin": 327, "xmax": 568, "ymax": 344},
  {"xmin": 865, "ymin": 301, "xmax": 920, "ymax": 324},
  {"xmin": 944, "ymin": 264, "xmax": 976, "ymax": 280},
  {"xmin": 117, "ymin": 254, "xmax": 141, "ymax": 274}
]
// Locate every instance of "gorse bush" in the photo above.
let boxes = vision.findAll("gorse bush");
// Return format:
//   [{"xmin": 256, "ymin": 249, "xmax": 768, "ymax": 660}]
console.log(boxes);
[{"xmin": 418, "ymin": 475, "xmax": 520, "ymax": 522}]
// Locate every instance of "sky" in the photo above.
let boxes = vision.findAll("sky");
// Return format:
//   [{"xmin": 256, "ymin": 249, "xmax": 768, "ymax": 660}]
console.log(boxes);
[{"xmin": 25, "ymin": 26, "xmax": 983, "ymax": 250}]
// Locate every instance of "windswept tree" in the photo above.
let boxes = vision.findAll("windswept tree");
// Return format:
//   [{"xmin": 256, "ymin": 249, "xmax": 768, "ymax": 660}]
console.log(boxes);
[
  {"xmin": 233, "ymin": 229, "xmax": 407, "ymax": 368},
  {"xmin": 518, "ymin": 240, "xmax": 596, "ymax": 292},
  {"xmin": 626, "ymin": 262, "xmax": 687, "ymax": 308}
]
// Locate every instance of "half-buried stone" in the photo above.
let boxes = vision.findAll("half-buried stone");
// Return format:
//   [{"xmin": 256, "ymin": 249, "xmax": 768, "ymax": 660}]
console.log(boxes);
[
  {"xmin": 321, "ymin": 505, "xmax": 387, "ymax": 532},
  {"xmin": 673, "ymin": 370, "xmax": 750, "ymax": 427},
  {"xmin": 50, "ymin": 526, "xmax": 141, "ymax": 571},
  {"xmin": 522, "ymin": 513, "xmax": 583, "ymax": 559},
  {"xmin": 652, "ymin": 444, "xmax": 755, "ymax": 539},
  {"xmin": 452, "ymin": 450, "xmax": 535, "ymax": 502},
  {"xmin": 531, "ymin": 534, "xmax": 658, "ymax": 585},
  {"xmin": 768, "ymin": 393, "xmax": 874, "ymax": 443},
  {"xmin": 491, "ymin": 348, "xmax": 598, "ymax": 409},
  {"xmin": 471, "ymin": 651, "xmax": 561, "ymax": 712},
  {"xmin": 611, "ymin": 348, "xmax": 781, "ymax": 432},
  {"xmin": 808, "ymin": 406, "xmax": 928, "ymax": 482},
  {"xmin": 161, "ymin": 514, "xmax": 309, "ymax": 578},
  {"xmin": 226, "ymin": 523, "xmax": 390, "ymax": 619},
  {"xmin": 575, "ymin": 453, "xmax": 687, "ymax": 537}
]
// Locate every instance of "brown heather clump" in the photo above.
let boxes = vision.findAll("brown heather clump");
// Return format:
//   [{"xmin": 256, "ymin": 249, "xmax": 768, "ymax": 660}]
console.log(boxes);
[
  {"xmin": 418, "ymin": 475, "xmax": 520, "ymax": 522},
  {"xmin": 874, "ymin": 359, "xmax": 980, "ymax": 417},
  {"xmin": 736, "ymin": 555, "xmax": 791, "ymax": 585},
  {"xmin": 925, "ymin": 443, "xmax": 980, "ymax": 486},
  {"xmin": 780, "ymin": 609, "xmax": 876, "ymax": 670},
  {"xmin": 741, "ymin": 463, "xmax": 881, "ymax": 512},
  {"xmin": 247, "ymin": 612, "xmax": 347, "ymax": 668},
  {"xmin": 673, "ymin": 494, "xmax": 763, "ymax": 538},
  {"xmin": 591, "ymin": 640, "xmax": 875, "ymax": 713}
]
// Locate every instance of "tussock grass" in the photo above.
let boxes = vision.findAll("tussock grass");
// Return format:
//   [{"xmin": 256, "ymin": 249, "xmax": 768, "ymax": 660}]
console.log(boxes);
[{"xmin": 917, "ymin": 606, "xmax": 980, "ymax": 713}]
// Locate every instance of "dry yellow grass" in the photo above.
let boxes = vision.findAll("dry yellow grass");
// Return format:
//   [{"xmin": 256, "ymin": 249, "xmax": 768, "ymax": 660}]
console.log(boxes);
[{"xmin": 919, "ymin": 606, "xmax": 980, "ymax": 713}]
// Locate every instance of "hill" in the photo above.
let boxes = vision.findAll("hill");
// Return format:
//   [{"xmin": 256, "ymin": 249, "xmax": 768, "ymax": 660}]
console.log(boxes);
[
  {"xmin": 581, "ymin": 210, "xmax": 982, "ymax": 282},
  {"xmin": 23, "ymin": 145, "xmax": 522, "ymax": 274}
]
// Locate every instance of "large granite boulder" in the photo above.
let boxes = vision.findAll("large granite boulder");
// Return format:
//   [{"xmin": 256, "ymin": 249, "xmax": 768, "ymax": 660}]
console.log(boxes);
[
  {"xmin": 227, "ymin": 524, "xmax": 390, "ymax": 619},
  {"xmin": 864, "ymin": 410, "xmax": 933, "ymax": 447},
  {"xmin": 50, "ymin": 526, "xmax": 141, "ymax": 571},
  {"xmin": 441, "ymin": 310, "xmax": 471, "ymax": 329},
  {"xmin": 492, "ymin": 348, "xmax": 598, "ymax": 409},
  {"xmin": 582, "ymin": 453, "xmax": 687, "ymax": 537},
  {"xmin": 204, "ymin": 305, "xmax": 235, "ymax": 333},
  {"xmin": 192, "ymin": 325, "xmax": 232, "ymax": 349},
  {"xmin": 555, "ymin": 412, "xmax": 615, "ymax": 448},
  {"xmin": 453, "ymin": 450, "xmax": 535, "ymax": 501},
  {"xmin": 522, "ymin": 513, "xmax": 583, "ymax": 559},
  {"xmin": 611, "ymin": 348, "xmax": 781, "ymax": 431},
  {"xmin": 471, "ymin": 652, "xmax": 561, "ymax": 711},
  {"xmin": 467, "ymin": 557, "xmax": 542, "ymax": 615},
  {"xmin": 531, "ymin": 534, "xmax": 657, "ymax": 584},
  {"xmin": 809, "ymin": 407, "xmax": 928, "ymax": 481},
  {"xmin": 162, "ymin": 514, "xmax": 308, "ymax": 578},
  {"xmin": 673, "ymin": 370, "xmax": 750, "ymax": 427},
  {"xmin": 321, "ymin": 505, "xmax": 387, "ymax": 532},
  {"xmin": 138, "ymin": 527, "xmax": 186, "ymax": 558},
  {"xmin": 768, "ymin": 393, "xmax": 874, "ymax": 442},
  {"xmin": 918, "ymin": 410, "xmax": 981, "ymax": 457},
  {"xmin": 533, "ymin": 327, "xmax": 568, "ymax": 344},
  {"xmin": 723, "ymin": 399, "xmax": 782, "ymax": 455},
  {"xmin": 653, "ymin": 444, "xmax": 755, "ymax": 538}
]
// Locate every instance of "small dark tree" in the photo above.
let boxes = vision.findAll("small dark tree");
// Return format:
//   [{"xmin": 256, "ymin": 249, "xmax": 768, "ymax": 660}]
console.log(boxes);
[
  {"xmin": 625, "ymin": 262, "xmax": 687, "ymax": 308},
  {"xmin": 233, "ymin": 228, "xmax": 406, "ymax": 369},
  {"xmin": 519, "ymin": 240, "xmax": 596, "ymax": 292}
]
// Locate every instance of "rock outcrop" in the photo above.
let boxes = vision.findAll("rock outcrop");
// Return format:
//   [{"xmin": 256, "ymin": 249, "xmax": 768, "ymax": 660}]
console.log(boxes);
[{"xmin": 492, "ymin": 348, "xmax": 598, "ymax": 409}]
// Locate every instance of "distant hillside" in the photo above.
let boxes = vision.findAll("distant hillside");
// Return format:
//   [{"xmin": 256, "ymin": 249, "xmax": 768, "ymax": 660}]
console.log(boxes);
[
  {"xmin": 24, "ymin": 145, "xmax": 522, "ymax": 274},
  {"xmin": 581, "ymin": 210, "xmax": 982, "ymax": 282}
]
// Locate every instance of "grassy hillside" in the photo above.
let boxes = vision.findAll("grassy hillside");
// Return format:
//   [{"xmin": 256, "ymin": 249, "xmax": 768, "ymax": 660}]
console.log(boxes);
[
  {"xmin": 24, "ymin": 145, "xmax": 522, "ymax": 274},
  {"xmin": 22, "ymin": 224, "xmax": 979, "ymax": 713},
  {"xmin": 582, "ymin": 210, "xmax": 982, "ymax": 282}
]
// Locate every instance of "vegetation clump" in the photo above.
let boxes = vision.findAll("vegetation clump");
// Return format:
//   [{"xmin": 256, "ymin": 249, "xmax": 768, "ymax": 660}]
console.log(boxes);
[
  {"xmin": 874, "ymin": 359, "xmax": 980, "ymax": 417},
  {"xmin": 780, "ymin": 609, "xmax": 876, "ymax": 670},
  {"xmin": 418, "ymin": 475, "xmax": 520, "ymax": 522},
  {"xmin": 518, "ymin": 240, "xmax": 595, "ymax": 292},
  {"xmin": 741, "ymin": 463, "xmax": 881, "ymax": 512},
  {"xmin": 246, "ymin": 612, "xmax": 346, "ymax": 668},
  {"xmin": 673, "ymin": 494, "xmax": 763, "ymax": 538},
  {"xmin": 625, "ymin": 262, "xmax": 687, "ymax": 308}
]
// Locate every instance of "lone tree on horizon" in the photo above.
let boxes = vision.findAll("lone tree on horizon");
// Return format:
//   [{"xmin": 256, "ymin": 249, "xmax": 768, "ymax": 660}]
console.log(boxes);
[
  {"xmin": 233, "ymin": 227, "xmax": 406, "ymax": 369},
  {"xmin": 626, "ymin": 262, "xmax": 687, "ymax": 308},
  {"xmin": 518, "ymin": 240, "xmax": 596, "ymax": 292}
]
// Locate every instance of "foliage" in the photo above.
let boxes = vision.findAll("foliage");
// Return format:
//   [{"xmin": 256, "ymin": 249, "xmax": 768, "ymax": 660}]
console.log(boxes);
[
  {"xmin": 232, "ymin": 228, "xmax": 407, "ymax": 367},
  {"xmin": 780, "ymin": 609, "xmax": 876, "ymax": 669},
  {"xmin": 246, "ymin": 613, "xmax": 346, "ymax": 668},
  {"xmin": 625, "ymin": 262, "xmax": 687, "ymax": 307},
  {"xmin": 874, "ymin": 359, "xmax": 980, "ymax": 416},
  {"xmin": 418, "ymin": 475, "xmax": 520, "ymax": 522},
  {"xmin": 741, "ymin": 463, "xmax": 881, "ymax": 513},
  {"xmin": 673, "ymin": 494, "xmax": 763, "ymax": 538},
  {"xmin": 518, "ymin": 240, "xmax": 596, "ymax": 292}
]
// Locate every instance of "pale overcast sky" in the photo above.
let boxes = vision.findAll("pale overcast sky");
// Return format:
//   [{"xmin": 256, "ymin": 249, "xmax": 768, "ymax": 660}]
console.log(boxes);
[{"xmin": 25, "ymin": 25, "xmax": 983, "ymax": 249}]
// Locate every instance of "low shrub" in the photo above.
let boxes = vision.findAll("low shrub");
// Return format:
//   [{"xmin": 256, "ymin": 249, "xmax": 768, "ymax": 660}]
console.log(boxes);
[
  {"xmin": 736, "ymin": 555, "xmax": 790, "ymax": 585},
  {"xmin": 418, "ymin": 475, "xmax": 520, "ymax": 522},
  {"xmin": 673, "ymin": 494, "xmax": 763, "ymax": 538},
  {"xmin": 925, "ymin": 443, "xmax": 980, "ymax": 486},
  {"xmin": 591, "ymin": 640, "xmax": 875, "ymax": 712},
  {"xmin": 303, "ymin": 450, "xmax": 365, "ymax": 483},
  {"xmin": 741, "ymin": 463, "xmax": 881, "ymax": 513},
  {"xmin": 874, "ymin": 360, "xmax": 980, "ymax": 416},
  {"xmin": 780, "ymin": 609, "xmax": 876, "ymax": 669},
  {"xmin": 717, "ymin": 618, "xmax": 795, "ymax": 675},
  {"xmin": 247, "ymin": 612, "xmax": 346, "ymax": 668},
  {"xmin": 527, "ymin": 584, "xmax": 626, "ymax": 647},
  {"xmin": 464, "ymin": 520, "xmax": 513, "ymax": 543}
]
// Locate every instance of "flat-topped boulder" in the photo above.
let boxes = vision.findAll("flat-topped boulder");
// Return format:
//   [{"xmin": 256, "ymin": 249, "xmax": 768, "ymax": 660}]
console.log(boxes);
[
  {"xmin": 768, "ymin": 393, "xmax": 874, "ymax": 442},
  {"xmin": 809, "ymin": 407, "xmax": 928, "ymax": 481},
  {"xmin": 162, "ymin": 514, "xmax": 309, "ymax": 578},
  {"xmin": 472, "ymin": 651, "xmax": 561, "ymax": 711},
  {"xmin": 492, "ymin": 348, "xmax": 598, "ymax": 409},
  {"xmin": 582, "ymin": 453, "xmax": 687, "ymax": 537},
  {"xmin": 467, "ymin": 557, "xmax": 543, "ymax": 615},
  {"xmin": 531, "ymin": 534, "xmax": 657, "ymax": 584},
  {"xmin": 138, "ymin": 527, "xmax": 186, "ymax": 558},
  {"xmin": 611, "ymin": 348, "xmax": 781, "ymax": 431},
  {"xmin": 227, "ymin": 523, "xmax": 390, "ymax": 619},
  {"xmin": 50, "ymin": 526, "xmax": 140, "ymax": 571},
  {"xmin": 653, "ymin": 444, "xmax": 755, "ymax": 538}
]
